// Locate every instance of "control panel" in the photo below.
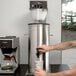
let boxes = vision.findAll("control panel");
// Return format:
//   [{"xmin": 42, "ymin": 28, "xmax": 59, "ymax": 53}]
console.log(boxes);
[{"xmin": 30, "ymin": 1, "xmax": 47, "ymax": 9}]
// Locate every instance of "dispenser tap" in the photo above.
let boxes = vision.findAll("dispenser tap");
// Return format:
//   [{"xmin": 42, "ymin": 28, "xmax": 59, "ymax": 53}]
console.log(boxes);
[
  {"xmin": 36, "ymin": 48, "xmax": 43, "ymax": 70},
  {"xmin": 36, "ymin": 48, "xmax": 41, "ymax": 58}
]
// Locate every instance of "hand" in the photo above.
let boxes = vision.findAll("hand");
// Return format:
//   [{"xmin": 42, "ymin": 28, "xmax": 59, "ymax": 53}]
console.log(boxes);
[
  {"xmin": 37, "ymin": 45, "xmax": 50, "ymax": 53},
  {"xmin": 34, "ymin": 68, "xmax": 65, "ymax": 76},
  {"xmin": 34, "ymin": 68, "xmax": 48, "ymax": 76}
]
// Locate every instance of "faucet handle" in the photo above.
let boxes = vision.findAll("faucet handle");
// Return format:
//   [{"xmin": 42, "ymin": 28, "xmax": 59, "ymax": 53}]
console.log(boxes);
[{"xmin": 36, "ymin": 48, "xmax": 41, "ymax": 58}]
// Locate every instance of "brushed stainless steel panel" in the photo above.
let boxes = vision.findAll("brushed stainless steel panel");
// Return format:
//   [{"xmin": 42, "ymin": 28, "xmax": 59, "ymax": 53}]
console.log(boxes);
[{"xmin": 28, "ymin": 23, "xmax": 50, "ymax": 73}]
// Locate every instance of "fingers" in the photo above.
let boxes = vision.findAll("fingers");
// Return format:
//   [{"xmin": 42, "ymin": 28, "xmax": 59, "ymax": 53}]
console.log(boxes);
[
  {"xmin": 34, "ymin": 68, "xmax": 43, "ymax": 76},
  {"xmin": 36, "ymin": 47, "xmax": 45, "ymax": 52},
  {"xmin": 35, "ymin": 68, "xmax": 42, "ymax": 72},
  {"xmin": 34, "ymin": 68, "xmax": 47, "ymax": 76},
  {"xmin": 34, "ymin": 68, "xmax": 43, "ymax": 74},
  {"xmin": 36, "ymin": 47, "xmax": 45, "ymax": 50},
  {"xmin": 37, "ymin": 45, "xmax": 46, "ymax": 53},
  {"xmin": 37, "ymin": 45, "xmax": 45, "ymax": 49},
  {"xmin": 34, "ymin": 68, "xmax": 40, "ymax": 76},
  {"xmin": 34, "ymin": 73, "xmax": 40, "ymax": 76},
  {"xmin": 36, "ymin": 48, "xmax": 45, "ymax": 53}
]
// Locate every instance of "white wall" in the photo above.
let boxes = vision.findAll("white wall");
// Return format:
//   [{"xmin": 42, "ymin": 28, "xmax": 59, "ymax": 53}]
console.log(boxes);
[
  {"xmin": 0, "ymin": 0, "xmax": 61, "ymax": 64},
  {"xmin": 47, "ymin": 0, "xmax": 62, "ymax": 64},
  {"xmin": 0, "ymin": 0, "xmax": 30, "ymax": 64},
  {"xmin": 62, "ymin": 49, "xmax": 76, "ymax": 68}
]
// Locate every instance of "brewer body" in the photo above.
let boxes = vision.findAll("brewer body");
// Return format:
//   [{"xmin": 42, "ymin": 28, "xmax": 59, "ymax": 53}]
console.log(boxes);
[
  {"xmin": 26, "ymin": 1, "xmax": 50, "ymax": 75},
  {"xmin": 28, "ymin": 23, "xmax": 50, "ymax": 73}
]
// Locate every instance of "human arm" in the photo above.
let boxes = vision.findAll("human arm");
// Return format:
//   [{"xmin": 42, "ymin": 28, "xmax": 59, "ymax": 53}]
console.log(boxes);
[
  {"xmin": 34, "ymin": 68, "xmax": 64, "ymax": 76},
  {"xmin": 34, "ymin": 66, "xmax": 76, "ymax": 76},
  {"xmin": 49, "ymin": 40, "xmax": 76, "ymax": 50},
  {"xmin": 37, "ymin": 40, "xmax": 76, "ymax": 52}
]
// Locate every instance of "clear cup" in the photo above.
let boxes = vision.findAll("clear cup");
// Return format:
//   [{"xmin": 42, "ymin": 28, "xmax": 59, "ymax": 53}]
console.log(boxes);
[{"xmin": 35, "ymin": 59, "xmax": 43, "ymax": 69}]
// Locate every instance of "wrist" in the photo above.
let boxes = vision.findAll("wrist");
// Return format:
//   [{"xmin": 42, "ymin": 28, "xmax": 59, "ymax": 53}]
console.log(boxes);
[
  {"xmin": 47, "ymin": 46, "xmax": 50, "ymax": 51},
  {"xmin": 62, "ymin": 71, "xmax": 71, "ymax": 76},
  {"xmin": 62, "ymin": 72, "xmax": 67, "ymax": 76},
  {"xmin": 48, "ymin": 45, "xmax": 54, "ymax": 51},
  {"xmin": 47, "ymin": 72, "xmax": 51, "ymax": 76}
]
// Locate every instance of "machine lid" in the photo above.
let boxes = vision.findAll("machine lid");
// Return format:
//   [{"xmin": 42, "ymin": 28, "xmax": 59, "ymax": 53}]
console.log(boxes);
[
  {"xmin": 0, "ymin": 36, "xmax": 16, "ymax": 39},
  {"xmin": 28, "ymin": 23, "xmax": 50, "ymax": 25}
]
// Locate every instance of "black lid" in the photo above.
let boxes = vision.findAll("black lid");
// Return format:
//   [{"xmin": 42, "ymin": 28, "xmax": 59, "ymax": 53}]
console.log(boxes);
[{"xmin": 28, "ymin": 23, "xmax": 50, "ymax": 25}]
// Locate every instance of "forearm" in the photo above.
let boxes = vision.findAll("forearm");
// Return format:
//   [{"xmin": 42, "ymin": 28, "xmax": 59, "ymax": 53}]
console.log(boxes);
[
  {"xmin": 49, "ymin": 41, "xmax": 76, "ymax": 51},
  {"xmin": 47, "ymin": 70, "xmax": 75, "ymax": 76},
  {"xmin": 63, "ymin": 66, "xmax": 76, "ymax": 76},
  {"xmin": 47, "ymin": 72, "xmax": 65, "ymax": 76}
]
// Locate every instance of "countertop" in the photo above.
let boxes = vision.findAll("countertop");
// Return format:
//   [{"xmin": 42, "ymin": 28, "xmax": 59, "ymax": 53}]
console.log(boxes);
[{"xmin": 0, "ymin": 64, "xmax": 70, "ymax": 76}]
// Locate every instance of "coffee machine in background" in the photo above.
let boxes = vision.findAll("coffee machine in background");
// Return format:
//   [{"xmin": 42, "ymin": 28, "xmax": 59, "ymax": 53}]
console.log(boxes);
[
  {"xmin": 26, "ymin": 1, "xmax": 50, "ymax": 75},
  {"xmin": 0, "ymin": 36, "xmax": 20, "ymax": 74}
]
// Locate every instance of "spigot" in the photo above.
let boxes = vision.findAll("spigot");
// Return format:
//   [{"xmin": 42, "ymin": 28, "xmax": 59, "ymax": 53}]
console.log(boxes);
[
  {"xmin": 36, "ymin": 48, "xmax": 41, "ymax": 58},
  {"xmin": 36, "ymin": 48, "xmax": 43, "ymax": 69}
]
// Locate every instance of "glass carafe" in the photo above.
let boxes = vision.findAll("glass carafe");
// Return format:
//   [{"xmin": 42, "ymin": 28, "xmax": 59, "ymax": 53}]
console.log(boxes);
[{"xmin": 1, "ymin": 47, "xmax": 17, "ymax": 71}]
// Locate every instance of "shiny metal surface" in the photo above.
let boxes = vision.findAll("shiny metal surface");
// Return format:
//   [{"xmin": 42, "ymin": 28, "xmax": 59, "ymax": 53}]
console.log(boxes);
[{"xmin": 28, "ymin": 23, "xmax": 50, "ymax": 73}]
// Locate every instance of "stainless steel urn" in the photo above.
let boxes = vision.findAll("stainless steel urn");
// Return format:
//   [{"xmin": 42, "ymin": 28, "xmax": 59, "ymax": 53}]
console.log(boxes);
[{"xmin": 28, "ymin": 23, "xmax": 50, "ymax": 73}]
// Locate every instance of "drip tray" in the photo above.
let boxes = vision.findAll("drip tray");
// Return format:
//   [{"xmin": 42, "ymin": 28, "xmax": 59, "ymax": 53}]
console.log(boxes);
[
  {"xmin": 0, "ymin": 65, "xmax": 18, "ymax": 74},
  {"xmin": 0, "ymin": 67, "xmax": 17, "ymax": 74}
]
